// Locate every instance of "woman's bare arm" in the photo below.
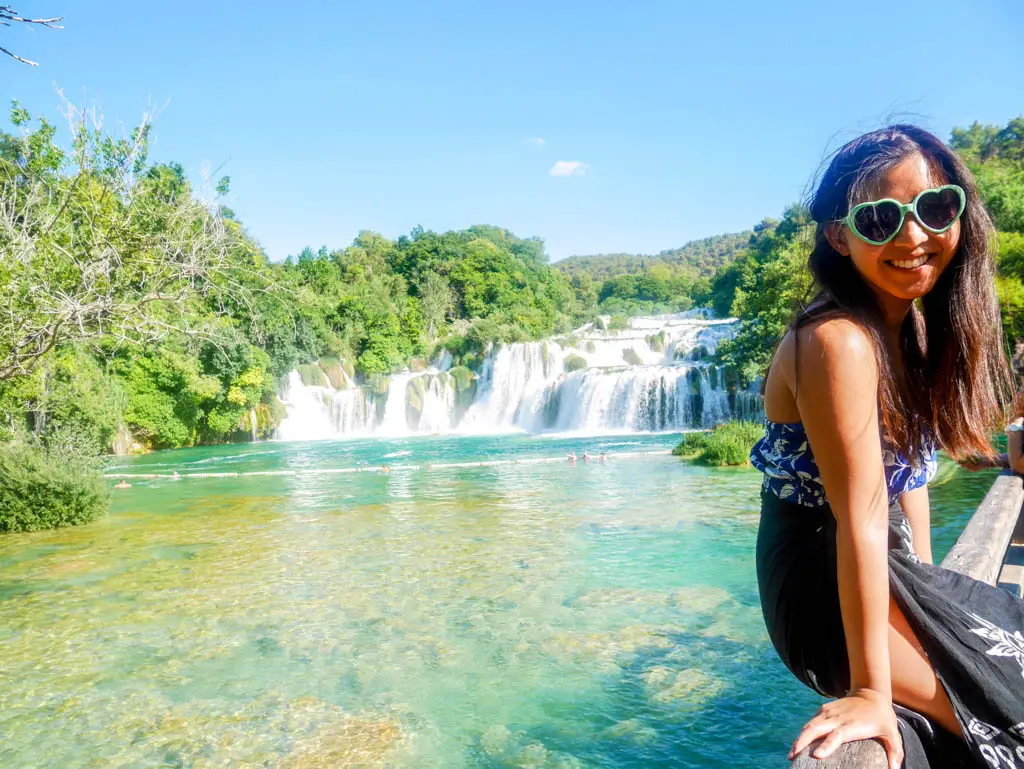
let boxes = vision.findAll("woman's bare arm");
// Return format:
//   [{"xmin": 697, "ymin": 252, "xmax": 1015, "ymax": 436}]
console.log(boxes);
[
  {"xmin": 788, "ymin": 319, "xmax": 901, "ymax": 767},
  {"xmin": 900, "ymin": 485, "xmax": 932, "ymax": 565}
]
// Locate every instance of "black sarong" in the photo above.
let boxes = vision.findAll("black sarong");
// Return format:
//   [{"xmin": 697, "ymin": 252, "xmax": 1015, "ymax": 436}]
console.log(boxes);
[{"xmin": 757, "ymin": 491, "xmax": 1024, "ymax": 768}]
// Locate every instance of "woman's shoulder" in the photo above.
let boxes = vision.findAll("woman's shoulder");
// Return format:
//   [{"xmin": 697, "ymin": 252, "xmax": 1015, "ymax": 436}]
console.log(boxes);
[
  {"xmin": 792, "ymin": 315, "xmax": 875, "ymax": 367},
  {"xmin": 771, "ymin": 316, "xmax": 874, "ymax": 373}
]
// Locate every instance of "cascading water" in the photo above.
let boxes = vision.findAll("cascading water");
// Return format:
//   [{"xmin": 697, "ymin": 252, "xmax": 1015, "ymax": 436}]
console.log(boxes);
[
  {"xmin": 460, "ymin": 343, "xmax": 563, "ymax": 432},
  {"xmin": 276, "ymin": 313, "xmax": 763, "ymax": 440}
]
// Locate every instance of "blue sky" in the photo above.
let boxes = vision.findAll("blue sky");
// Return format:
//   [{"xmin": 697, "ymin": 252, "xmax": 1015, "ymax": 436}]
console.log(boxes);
[{"xmin": 3, "ymin": 1, "xmax": 1023, "ymax": 262}]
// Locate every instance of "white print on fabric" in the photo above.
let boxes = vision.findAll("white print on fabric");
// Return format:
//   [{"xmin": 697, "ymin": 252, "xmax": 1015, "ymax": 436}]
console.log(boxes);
[
  {"xmin": 895, "ymin": 517, "xmax": 921, "ymax": 564},
  {"xmin": 977, "ymin": 742, "xmax": 1024, "ymax": 768},
  {"xmin": 968, "ymin": 613, "xmax": 1024, "ymax": 679},
  {"xmin": 750, "ymin": 421, "xmax": 937, "ymax": 509},
  {"xmin": 971, "ymin": 718, "xmax": 1002, "ymax": 741}
]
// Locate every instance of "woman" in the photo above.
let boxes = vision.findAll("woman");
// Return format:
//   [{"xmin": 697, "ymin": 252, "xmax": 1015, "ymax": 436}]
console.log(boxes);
[{"xmin": 751, "ymin": 125, "xmax": 1024, "ymax": 769}]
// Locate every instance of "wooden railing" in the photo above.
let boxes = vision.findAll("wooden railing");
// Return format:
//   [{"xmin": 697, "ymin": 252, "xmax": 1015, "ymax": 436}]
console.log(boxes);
[{"xmin": 790, "ymin": 471, "xmax": 1024, "ymax": 768}]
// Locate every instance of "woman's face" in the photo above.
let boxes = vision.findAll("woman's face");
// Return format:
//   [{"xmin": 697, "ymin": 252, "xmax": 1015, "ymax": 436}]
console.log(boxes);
[{"xmin": 830, "ymin": 153, "xmax": 961, "ymax": 319}]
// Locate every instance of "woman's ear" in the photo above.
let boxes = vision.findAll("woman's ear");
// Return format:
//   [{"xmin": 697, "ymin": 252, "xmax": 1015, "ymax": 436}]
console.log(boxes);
[{"xmin": 824, "ymin": 223, "xmax": 850, "ymax": 256}]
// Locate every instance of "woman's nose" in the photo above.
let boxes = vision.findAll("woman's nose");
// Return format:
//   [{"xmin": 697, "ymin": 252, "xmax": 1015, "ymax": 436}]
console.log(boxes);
[{"xmin": 894, "ymin": 213, "xmax": 931, "ymax": 247}]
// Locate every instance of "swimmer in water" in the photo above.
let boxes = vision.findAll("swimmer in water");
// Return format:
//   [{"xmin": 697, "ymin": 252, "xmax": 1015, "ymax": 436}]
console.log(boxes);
[
  {"xmin": 113, "ymin": 480, "xmax": 131, "ymax": 489},
  {"xmin": 568, "ymin": 451, "xmax": 577, "ymax": 463},
  {"xmin": 583, "ymin": 450, "xmax": 590, "ymax": 462},
  {"xmin": 599, "ymin": 451, "xmax": 607, "ymax": 462}
]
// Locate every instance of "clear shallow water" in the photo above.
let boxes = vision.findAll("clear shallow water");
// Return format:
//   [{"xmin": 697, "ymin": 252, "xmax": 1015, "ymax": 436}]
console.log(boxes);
[{"xmin": 0, "ymin": 434, "xmax": 995, "ymax": 768}]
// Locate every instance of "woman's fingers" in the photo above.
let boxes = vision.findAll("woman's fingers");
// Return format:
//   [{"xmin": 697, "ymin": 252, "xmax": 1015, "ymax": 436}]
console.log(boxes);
[
  {"xmin": 789, "ymin": 704, "xmax": 904, "ymax": 767},
  {"xmin": 878, "ymin": 731, "xmax": 904, "ymax": 769},
  {"xmin": 789, "ymin": 717, "xmax": 835, "ymax": 760},
  {"xmin": 811, "ymin": 725, "xmax": 847, "ymax": 758}
]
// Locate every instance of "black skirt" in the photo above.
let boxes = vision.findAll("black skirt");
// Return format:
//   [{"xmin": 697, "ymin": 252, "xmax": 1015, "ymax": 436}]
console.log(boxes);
[{"xmin": 756, "ymin": 491, "xmax": 1024, "ymax": 768}]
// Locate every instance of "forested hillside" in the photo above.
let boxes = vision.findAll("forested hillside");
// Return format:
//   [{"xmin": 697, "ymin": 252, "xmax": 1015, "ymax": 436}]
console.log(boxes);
[
  {"xmin": 554, "ymin": 231, "xmax": 755, "ymax": 317},
  {"xmin": 556, "ymin": 231, "xmax": 754, "ymax": 281}
]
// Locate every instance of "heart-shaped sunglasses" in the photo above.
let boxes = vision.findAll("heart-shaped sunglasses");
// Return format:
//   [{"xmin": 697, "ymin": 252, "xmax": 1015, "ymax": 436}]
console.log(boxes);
[{"xmin": 835, "ymin": 184, "xmax": 966, "ymax": 245}]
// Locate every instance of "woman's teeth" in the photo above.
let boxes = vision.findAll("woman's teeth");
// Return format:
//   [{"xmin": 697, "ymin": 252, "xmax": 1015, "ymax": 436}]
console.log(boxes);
[{"xmin": 890, "ymin": 254, "xmax": 930, "ymax": 269}]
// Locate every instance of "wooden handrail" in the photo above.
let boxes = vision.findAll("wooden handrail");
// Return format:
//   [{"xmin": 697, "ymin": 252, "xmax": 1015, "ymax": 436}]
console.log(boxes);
[{"xmin": 789, "ymin": 471, "xmax": 1024, "ymax": 768}]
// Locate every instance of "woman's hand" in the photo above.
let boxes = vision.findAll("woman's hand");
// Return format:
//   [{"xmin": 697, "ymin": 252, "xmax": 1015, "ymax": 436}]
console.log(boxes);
[{"xmin": 789, "ymin": 688, "xmax": 903, "ymax": 769}]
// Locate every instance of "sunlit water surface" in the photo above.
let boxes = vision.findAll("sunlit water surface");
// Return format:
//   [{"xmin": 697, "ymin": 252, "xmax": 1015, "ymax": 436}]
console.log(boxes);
[{"xmin": 0, "ymin": 434, "xmax": 996, "ymax": 768}]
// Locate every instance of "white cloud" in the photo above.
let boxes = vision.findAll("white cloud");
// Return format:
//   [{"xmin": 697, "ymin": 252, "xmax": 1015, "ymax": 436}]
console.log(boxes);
[
  {"xmin": 549, "ymin": 160, "xmax": 589, "ymax": 177},
  {"xmin": 527, "ymin": 137, "xmax": 545, "ymax": 146}
]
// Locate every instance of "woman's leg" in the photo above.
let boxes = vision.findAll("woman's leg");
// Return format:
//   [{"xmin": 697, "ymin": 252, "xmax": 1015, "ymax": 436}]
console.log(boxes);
[{"xmin": 888, "ymin": 596, "xmax": 961, "ymax": 737}]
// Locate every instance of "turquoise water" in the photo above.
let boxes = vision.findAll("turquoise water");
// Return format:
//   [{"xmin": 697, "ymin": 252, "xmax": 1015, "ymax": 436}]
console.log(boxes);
[{"xmin": 0, "ymin": 434, "xmax": 995, "ymax": 767}]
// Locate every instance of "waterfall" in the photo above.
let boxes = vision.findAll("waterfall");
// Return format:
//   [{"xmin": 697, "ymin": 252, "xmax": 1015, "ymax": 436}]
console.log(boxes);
[
  {"xmin": 275, "ymin": 313, "xmax": 763, "ymax": 440},
  {"xmin": 249, "ymin": 408, "xmax": 258, "ymax": 443},
  {"xmin": 461, "ymin": 343, "xmax": 563, "ymax": 431},
  {"xmin": 378, "ymin": 373, "xmax": 415, "ymax": 436}
]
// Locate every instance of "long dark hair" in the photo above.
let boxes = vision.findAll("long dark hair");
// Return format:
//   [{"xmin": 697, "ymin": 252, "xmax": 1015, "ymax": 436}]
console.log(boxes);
[{"xmin": 795, "ymin": 124, "xmax": 1010, "ymax": 460}]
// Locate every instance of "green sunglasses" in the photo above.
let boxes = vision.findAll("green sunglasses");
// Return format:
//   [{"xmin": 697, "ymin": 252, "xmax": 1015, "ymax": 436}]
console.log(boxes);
[{"xmin": 835, "ymin": 184, "xmax": 966, "ymax": 245}]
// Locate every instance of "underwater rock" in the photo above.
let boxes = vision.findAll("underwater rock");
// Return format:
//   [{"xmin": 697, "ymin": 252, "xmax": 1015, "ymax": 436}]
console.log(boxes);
[
  {"xmin": 477, "ymin": 726, "xmax": 584, "ymax": 768},
  {"xmin": 602, "ymin": 718, "xmax": 658, "ymax": 745},
  {"xmin": 480, "ymin": 724, "xmax": 513, "ymax": 755},
  {"xmin": 281, "ymin": 712, "xmax": 405, "ymax": 768},
  {"xmin": 644, "ymin": 667, "xmax": 724, "ymax": 709}
]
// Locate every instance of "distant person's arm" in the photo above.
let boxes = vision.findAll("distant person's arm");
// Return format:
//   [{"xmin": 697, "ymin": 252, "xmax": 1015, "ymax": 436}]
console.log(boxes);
[
  {"xmin": 958, "ymin": 452, "xmax": 1009, "ymax": 471},
  {"xmin": 1007, "ymin": 417, "xmax": 1024, "ymax": 474}
]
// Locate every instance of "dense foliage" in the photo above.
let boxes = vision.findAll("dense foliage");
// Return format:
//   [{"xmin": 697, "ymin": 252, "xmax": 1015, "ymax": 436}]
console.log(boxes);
[
  {"xmin": 557, "ymin": 231, "xmax": 753, "ymax": 280},
  {"xmin": 950, "ymin": 119, "xmax": 1024, "ymax": 349},
  {"xmin": 556, "ymin": 231, "xmax": 754, "ymax": 316},
  {"xmin": 0, "ymin": 440, "xmax": 108, "ymax": 532},
  {"xmin": 0, "ymin": 103, "xmax": 587, "ymax": 462}
]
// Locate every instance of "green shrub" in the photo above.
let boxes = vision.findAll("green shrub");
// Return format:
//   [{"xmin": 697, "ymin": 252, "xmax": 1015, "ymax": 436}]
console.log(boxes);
[
  {"xmin": 564, "ymin": 354, "xmax": 588, "ymax": 373},
  {"xmin": 622, "ymin": 348, "xmax": 643, "ymax": 366},
  {"xmin": 673, "ymin": 421, "xmax": 763, "ymax": 467},
  {"xmin": 608, "ymin": 314, "xmax": 630, "ymax": 331},
  {"xmin": 0, "ymin": 441, "xmax": 109, "ymax": 533},
  {"xmin": 672, "ymin": 431, "xmax": 709, "ymax": 457}
]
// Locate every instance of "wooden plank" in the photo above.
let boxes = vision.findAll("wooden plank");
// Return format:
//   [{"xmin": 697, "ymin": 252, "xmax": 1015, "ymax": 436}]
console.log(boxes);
[
  {"xmin": 940, "ymin": 471, "xmax": 1024, "ymax": 584},
  {"xmin": 790, "ymin": 738, "xmax": 887, "ymax": 769}
]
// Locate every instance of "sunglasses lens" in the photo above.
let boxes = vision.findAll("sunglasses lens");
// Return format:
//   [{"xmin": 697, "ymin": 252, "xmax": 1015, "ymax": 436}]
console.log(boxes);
[
  {"xmin": 853, "ymin": 201, "xmax": 902, "ymax": 243},
  {"xmin": 916, "ymin": 188, "xmax": 962, "ymax": 231}
]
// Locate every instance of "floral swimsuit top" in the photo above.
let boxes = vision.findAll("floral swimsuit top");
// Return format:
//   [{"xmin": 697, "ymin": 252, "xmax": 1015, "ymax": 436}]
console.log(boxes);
[{"xmin": 749, "ymin": 420, "xmax": 938, "ymax": 508}]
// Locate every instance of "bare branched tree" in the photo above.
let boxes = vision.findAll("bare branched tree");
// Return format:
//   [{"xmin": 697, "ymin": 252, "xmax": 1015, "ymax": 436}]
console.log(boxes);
[
  {"xmin": 0, "ymin": 5, "xmax": 62, "ymax": 65},
  {"xmin": 0, "ymin": 100, "xmax": 271, "ymax": 381}
]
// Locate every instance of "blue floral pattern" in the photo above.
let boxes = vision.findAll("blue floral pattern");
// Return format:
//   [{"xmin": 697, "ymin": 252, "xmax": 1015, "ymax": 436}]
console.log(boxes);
[{"xmin": 750, "ymin": 420, "xmax": 937, "ymax": 508}]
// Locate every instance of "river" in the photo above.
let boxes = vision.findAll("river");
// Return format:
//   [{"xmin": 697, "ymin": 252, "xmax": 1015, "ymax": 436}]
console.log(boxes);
[{"xmin": 0, "ymin": 433, "xmax": 997, "ymax": 767}]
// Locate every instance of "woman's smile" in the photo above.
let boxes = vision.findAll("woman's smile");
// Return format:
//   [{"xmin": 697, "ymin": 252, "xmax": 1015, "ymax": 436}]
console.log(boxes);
[{"xmin": 886, "ymin": 252, "xmax": 934, "ymax": 271}]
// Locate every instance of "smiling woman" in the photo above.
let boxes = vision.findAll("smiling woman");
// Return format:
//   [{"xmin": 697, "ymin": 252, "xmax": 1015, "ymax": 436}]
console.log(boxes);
[{"xmin": 751, "ymin": 125, "xmax": 1024, "ymax": 769}]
